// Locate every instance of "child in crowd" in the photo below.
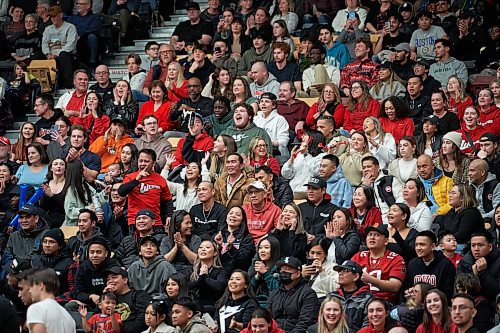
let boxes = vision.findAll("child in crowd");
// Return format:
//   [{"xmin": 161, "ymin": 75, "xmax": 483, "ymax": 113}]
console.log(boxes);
[
  {"xmin": 79, "ymin": 292, "xmax": 122, "ymax": 333},
  {"xmin": 438, "ymin": 231, "xmax": 463, "ymax": 268}
]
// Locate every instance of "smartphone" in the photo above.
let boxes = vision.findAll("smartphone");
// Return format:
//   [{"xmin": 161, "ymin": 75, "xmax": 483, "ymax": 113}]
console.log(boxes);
[
  {"xmin": 348, "ymin": 11, "xmax": 356, "ymax": 20},
  {"xmin": 219, "ymin": 15, "xmax": 225, "ymax": 22},
  {"xmin": 385, "ymin": 21, "xmax": 390, "ymax": 29},
  {"xmin": 214, "ymin": 46, "xmax": 221, "ymax": 53},
  {"xmin": 306, "ymin": 258, "xmax": 314, "ymax": 266},
  {"xmin": 50, "ymin": 125, "xmax": 59, "ymax": 136},
  {"xmin": 189, "ymin": 112, "xmax": 195, "ymax": 127}
]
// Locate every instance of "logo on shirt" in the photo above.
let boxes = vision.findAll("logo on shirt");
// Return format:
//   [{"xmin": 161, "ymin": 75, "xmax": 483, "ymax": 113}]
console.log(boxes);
[{"xmin": 139, "ymin": 183, "xmax": 161, "ymax": 193}]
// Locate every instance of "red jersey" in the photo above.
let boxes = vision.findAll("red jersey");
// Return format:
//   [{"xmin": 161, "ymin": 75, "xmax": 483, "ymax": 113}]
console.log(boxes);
[
  {"xmin": 87, "ymin": 313, "xmax": 121, "ymax": 333},
  {"xmin": 122, "ymin": 172, "xmax": 172, "ymax": 226},
  {"xmin": 444, "ymin": 252, "xmax": 463, "ymax": 268},
  {"xmin": 352, "ymin": 249, "xmax": 406, "ymax": 302}
]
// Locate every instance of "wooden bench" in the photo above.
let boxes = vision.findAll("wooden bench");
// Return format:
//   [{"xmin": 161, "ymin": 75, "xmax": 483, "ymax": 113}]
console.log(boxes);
[{"xmin": 60, "ymin": 226, "xmax": 79, "ymax": 241}]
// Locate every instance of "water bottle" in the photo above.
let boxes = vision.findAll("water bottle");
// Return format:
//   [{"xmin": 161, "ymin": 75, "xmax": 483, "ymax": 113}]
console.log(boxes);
[{"xmin": 92, "ymin": 195, "xmax": 103, "ymax": 214}]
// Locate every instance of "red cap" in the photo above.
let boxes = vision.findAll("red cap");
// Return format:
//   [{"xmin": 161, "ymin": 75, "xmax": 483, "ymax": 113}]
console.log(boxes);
[{"xmin": 0, "ymin": 137, "xmax": 11, "ymax": 147}]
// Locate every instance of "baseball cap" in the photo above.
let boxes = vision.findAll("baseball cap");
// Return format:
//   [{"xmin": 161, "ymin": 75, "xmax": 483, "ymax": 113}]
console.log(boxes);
[
  {"xmin": 333, "ymin": 260, "xmax": 363, "ymax": 275},
  {"xmin": 186, "ymin": 2, "xmax": 200, "ymax": 10},
  {"xmin": 414, "ymin": 58, "xmax": 430, "ymax": 68},
  {"xmin": 304, "ymin": 176, "xmax": 327, "ymax": 189},
  {"xmin": 0, "ymin": 136, "xmax": 11, "ymax": 147},
  {"xmin": 17, "ymin": 204, "xmax": 39, "ymax": 216},
  {"xmin": 277, "ymin": 256, "xmax": 302, "ymax": 270},
  {"xmin": 106, "ymin": 266, "xmax": 128, "ymax": 277},
  {"xmin": 479, "ymin": 132, "xmax": 497, "ymax": 143},
  {"xmin": 260, "ymin": 92, "xmax": 277, "ymax": 102},
  {"xmin": 392, "ymin": 42, "xmax": 410, "ymax": 53},
  {"xmin": 111, "ymin": 114, "xmax": 127, "ymax": 127},
  {"xmin": 398, "ymin": 2, "xmax": 413, "ymax": 12},
  {"xmin": 247, "ymin": 180, "xmax": 266, "ymax": 191},
  {"xmin": 380, "ymin": 61, "xmax": 393, "ymax": 69},
  {"xmin": 422, "ymin": 115, "xmax": 439, "ymax": 126},
  {"xmin": 365, "ymin": 223, "xmax": 389, "ymax": 237},
  {"xmin": 48, "ymin": 5, "xmax": 62, "ymax": 16},
  {"xmin": 3, "ymin": 260, "xmax": 31, "ymax": 275},
  {"xmin": 136, "ymin": 209, "xmax": 155, "ymax": 220},
  {"xmin": 140, "ymin": 235, "xmax": 159, "ymax": 247},
  {"xmin": 459, "ymin": 9, "xmax": 474, "ymax": 18}
]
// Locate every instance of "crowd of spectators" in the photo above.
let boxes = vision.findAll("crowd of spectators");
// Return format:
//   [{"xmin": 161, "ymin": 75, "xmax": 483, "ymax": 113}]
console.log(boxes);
[{"xmin": 0, "ymin": 0, "xmax": 499, "ymax": 332}]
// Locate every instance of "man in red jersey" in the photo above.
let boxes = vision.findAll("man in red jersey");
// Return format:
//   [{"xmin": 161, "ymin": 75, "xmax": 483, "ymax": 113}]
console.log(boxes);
[
  {"xmin": 351, "ymin": 224, "xmax": 406, "ymax": 303},
  {"xmin": 118, "ymin": 148, "xmax": 173, "ymax": 233}
]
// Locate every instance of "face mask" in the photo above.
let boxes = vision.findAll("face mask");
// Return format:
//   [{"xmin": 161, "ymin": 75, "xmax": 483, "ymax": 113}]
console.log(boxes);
[{"xmin": 279, "ymin": 271, "xmax": 293, "ymax": 285}]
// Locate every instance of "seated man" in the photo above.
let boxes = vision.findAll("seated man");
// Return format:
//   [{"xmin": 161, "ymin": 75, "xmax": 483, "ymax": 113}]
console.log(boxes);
[
  {"xmin": 55, "ymin": 70, "xmax": 89, "ymax": 119},
  {"xmin": 277, "ymin": 81, "xmax": 309, "ymax": 138},
  {"xmin": 190, "ymin": 181, "xmax": 228, "ymax": 239},
  {"xmin": 183, "ymin": 43, "xmax": 215, "ymax": 88},
  {"xmin": 468, "ymin": 159, "xmax": 500, "ymax": 222},
  {"xmin": 302, "ymin": 44, "xmax": 340, "ymax": 95},
  {"xmin": 266, "ymin": 42, "xmax": 302, "ymax": 92},
  {"xmin": 67, "ymin": 0, "xmax": 102, "ymax": 67},
  {"xmin": 142, "ymin": 43, "xmax": 175, "ymax": 96},
  {"xmin": 429, "ymin": 39, "xmax": 468, "ymax": 88},
  {"xmin": 134, "ymin": 115, "xmax": 172, "ymax": 169},
  {"xmin": 171, "ymin": 297, "xmax": 211, "ymax": 333},
  {"xmin": 89, "ymin": 65, "xmax": 114, "ymax": 106},
  {"xmin": 319, "ymin": 24, "xmax": 350, "ymax": 70},
  {"xmin": 170, "ymin": 2, "xmax": 213, "ymax": 47},
  {"xmin": 214, "ymin": 153, "xmax": 255, "ymax": 209},
  {"xmin": 412, "ymin": 58, "xmax": 441, "ymax": 97},
  {"xmin": 65, "ymin": 124, "xmax": 101, "ymax": 182},
  {"xmin": 254, "ymin": 92, "xmax": 289, "ymax": 156},
  {"xmin": 249, "ymin": 61, "xmax": 280, "ymax": 97},
  {"xmin": 340, "ymin": 38, "xmax": 380, "ymax": 95},
  {"xmin": 373, "ymin": 13, "xmax": 410, "ymax": 59},
  {"xmin": 68, "ymin": 209, "xmax": 104, "ymax": 263},
  {"xmin": 337, "ymin": 12, "xmax": 371, "ymax": 61},
  {"xmin": 254, "ymin": 165, "xmax": 293, "ymax": 208},
  {"xmin": 352, "ymin": 224, "xmax": 406, "ymax": 303},
  {"xmin": 41, "ymin": 6, "xmax": 78, "ymax": 89},
  {"xmin": 316, "ymin": 116, "xmax": 348, "ymax": 155},
  {"xmin": 237, "ymin": 30, "xmax": 274, "ymax": 77},
  {"xmin": 404, "ymin": 75, "xmax": 432, "ymax": 130},
  {"xmin": 409, "ymin": 10, "xmax": 447, "ymax": 61},
  {"xmin": 319, "ymin": 154, "xmax": 352, "ymax": 208},
  {"xmin": 210, "ymin": 39, "xmax": 237, "ymax": 77}
]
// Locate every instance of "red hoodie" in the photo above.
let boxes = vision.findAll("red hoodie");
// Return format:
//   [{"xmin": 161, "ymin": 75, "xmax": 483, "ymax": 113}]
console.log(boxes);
[
  {"xmin": 172, "ymin": 132, "xmax": 214, "ymax": 168},
  {"xmin": 243, "ymin": 200, "xmax": 281, "ymax": 243},
  {"xmin": 451, "ymin": 96, "xmax": 473, "ymax": 121},
  {"xmin": 479, "ymin": 105, "xmax": 500, "ymax": 135},
  {"xmin": 136, "ymin": 101, "xmax": 174, "ymax": 131},
  {"xmin": 457, "ymin": 127, "xmax": 487, "ymax": 155},
  {"xmin": 343, "ymin": 99, "xmax": 380, "ymax": 132},
  {"xmin": 379, "ymin": 117, "xmax": 415, "ymax": 144},
  {"xmin": 349, "ymin": 206, "xmax": 383, "ymax": 238},
  {"xmin": 416, "ymin": 320, "xmax": 458, "ymax": 333},
  {"xmin": 72, "ymin": 114, "xmax": 110, "ymax": 145},
  {"xmin": 305, "ymin": 102, "xmax": 345, "ymax": 128},
  {"xmin": 241, "ymin": 319, "xmax": 285, "ymax": 333}
]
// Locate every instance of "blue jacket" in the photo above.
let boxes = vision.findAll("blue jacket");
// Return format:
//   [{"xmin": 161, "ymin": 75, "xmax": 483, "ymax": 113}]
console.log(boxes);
[
  {"xmin": 324, "ymin": 42, "xmax": 350, "ymax": 70},
  {"xmin": 66, "ymin": 12, "xmax": 102, "ymax": 37},
  {"xmin": 326, "ymin": 166, "xmax": 353, "ymax": 208}
]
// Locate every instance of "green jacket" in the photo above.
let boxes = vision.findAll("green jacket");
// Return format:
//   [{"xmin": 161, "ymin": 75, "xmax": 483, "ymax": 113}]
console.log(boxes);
[
  {"xmin": 206, "ymin": 111, "xmax": 234, "ymax": 137},
  {"xmin": 221, "ymin": 122, "xmax": 273, "ymax": 155}
]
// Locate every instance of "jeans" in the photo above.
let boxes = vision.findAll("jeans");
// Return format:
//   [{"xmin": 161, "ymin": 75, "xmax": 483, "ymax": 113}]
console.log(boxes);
[
  {"xmin": 132, "ymin": 90, "xmax": 150, "ymax": 102},
  {"xmin": 303, "ymin": 13, "xmax": 332, "ymax": 29}
]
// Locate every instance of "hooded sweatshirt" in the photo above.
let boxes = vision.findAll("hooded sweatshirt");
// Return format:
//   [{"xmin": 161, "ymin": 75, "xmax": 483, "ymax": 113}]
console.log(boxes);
[
  {"xmin": 128, "ymin": 255, "xmax": 176, "ymax": 295},
  {"xmin": 89, "ymin": 134, "xmax": 135, "ymax": 173},
  {"xmin": 418, "ymin": 168, "xmax": 454, "ymax": 216},
  {"xmin": 5, "ymin": 220, "xmax": 49, "ymax": 264},
  {"xmin": 249, "ymin": 72, "xmax": 280, "ymax": 97},
  {"xmin": 429, "ymin": 57, "xmax": 468, "ymax": 87},
  {"xmin": 325, "ymin": 166, "xmax": 353, "ymax": 208},
  {"xmin": 243, "ymin": 200, "xmax": 281, "ymax": 243},
  {"xmin": 68, "ymin": 227, "xmax": 104, "ymax": 262},
  {"xmin": 206, "ymin": 111, "xmax": 234, "ymax": 137},
  {"xmin": 135, "ymin": 133, "xmax": 172, "ymax": 169},
  {"xmin": 458, "ymin": 126, "xmax": 487, "ymax": 155},
  {"xmin": 479, "ymin": 105, "xmax": 500, "ymax": 135},
  {"xmin": 237, "ymin": 45, "xmax": 274, "ymax": 76},
  {"xmin": 241, "ymin": 319, "xmax": 285, "ymax": 333},
  {"xmin": 221, "ymin": 123, "xmax": 273, "ymax": 156},
  {"xmin": 175, "ymin": 313, "xmax": 211, "ymax": 333},
  {"xmin": 471, "ymin": 172, "xmax": 500, "ymax": 220},
  {"xmin": 253, "ymin": 109, "xmax": 290, "ymax": 154}
]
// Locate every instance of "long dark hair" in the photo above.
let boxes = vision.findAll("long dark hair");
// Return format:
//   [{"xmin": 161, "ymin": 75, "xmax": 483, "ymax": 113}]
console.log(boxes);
[
  {"xmin": 163, "ymin": 273, "xmax": 189, "ymax": 300},
  {"xmin": 330, "ymin": 207, "xmax": 358, "ymax": 232},
  {"xmin": 422, "ymin": 289, "xmax": 453, "ymax": 333},
  {"xmin": 65, "ymin": 159, "xmax": 93, "ymax": 205},
  {"xmin": 354, "ymin": 184, "xmax": 377, "ymax": 211},
  {"xmin": 248, "ymin": 235, "xmax": 281, "ymax": 278},
  {"xmin": 84, "ymin": 91, "xmax": 105, "ymax": 117},
  {"xmin": 211, "ymin": 67, "xmax": 233, "ymax": 99},
  {"xmin": 183, "ymin": 162, "xmax": 202, "ymax": 197},
  {"xmin": 380, "ymin": 96, "xmax": 410, "ymax": 120},
  {"xmin": 26, "ymin": 142, "xmax": 49, "ymax": 166},
  {"xmin": 120, "ymin": 143, "xmax": 139, "ymax": 175},
  {"xmin": 215, "ymin": 270, "xmax": 256, "ymax": 311},
  {"xmin": 303, "ymin": 128, "xmax": 326, "ymax": 157},
  {"xmin": 45, "ymin": 158, "xmax": 67, "ymax": 182},
  {"xmin": 169, "ymin": 210, "xmax": 191, "ymax": 243},
  {"xmin": 221, "ymin": 206, "xmax": 249, "ymax": 239}
]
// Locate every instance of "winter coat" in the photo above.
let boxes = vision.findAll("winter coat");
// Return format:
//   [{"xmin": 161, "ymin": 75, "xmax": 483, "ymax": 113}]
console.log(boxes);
[
  {"xmin": 439, "ymin": 207, "xmax": 485, "ymax": 244},
  {"xmin": 404, "ymin": 250, "xmax": 456, "ymax": 301},
  {"xmin": 31, "ymin": 246, "xmax": 74, "ymax": 294},
  {"xmin": 268, "ymin": 278, "xmax": 320, "ymax": 333},
  {"xmin": 282, "ymin": 152, "xmax": 325, "ymax": 192},
  {"xmin": 68, "ymin": 227, "xmax": 104, "ymax": 262},
  {"xmin": 300, "ymin": 198, "xmax": 337, "ymax": 237},
  {"xmin": 372, "ymin": 170, "xmax": 404, "ymax": 223},
  {"xmin": 328, "ymin": 230, "xmax": 362, "ymax": 264},
  {"xmin": 5, "ymin": 220, "xmax": 48, "ymax": 265},
  {"xmin": 128, "ymin": 256, "xmax": 177, "ymax": 295},
  {"xmin": 271, "ymin": 176, "xmax": 293, "ymax": 208},
  {"xmin": 214, "ymin": 171, "xmax": 255, "ymax": 209},
  {"xmin": 215, "ymin": 295, "xmax": 258, "ymax": 333},
  {"xmin": 471, "ymin": 172, "xmax": 500, "ymax": 220},
  {"xmin": 221, "ymin": 122, "xmax": 273, "ymax": 156},
  {"xmin": 418, "ymin": 168, "xmax": 454, "ymax": 216},
  {"xmin": 115, "ymin": 232, "xmax": 166, "ymax": 269},
  {"xmin": 349, "ymin": 206, "xmax": 383, "ymax": 238},
  {"xmin": 325, "ymin": 166, "xmax": 353, "ymax": 208},
  {"xmin": 189, "ymin": 266, "xmax": 227, "ymax": 316},
  {"xmin": 244, "ymin": 200, "xmax": 281, "ymax": 243},
  {"xmin": 105, "ymin": 100, "xmax": 139, "ymax": 131},
  {"xmin": 273, "ymin": 228, "xmax": 307, "ymax": 262},
  {"xmin": 330, "ymin": 285, "xmax": 374, "ymax": 332},
  {"xmin": 218, "ymin": 226, "xmax": 256, "ymax": 274}
]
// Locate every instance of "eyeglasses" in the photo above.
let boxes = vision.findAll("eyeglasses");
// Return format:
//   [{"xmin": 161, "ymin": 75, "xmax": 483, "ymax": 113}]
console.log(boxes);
[
  {"xmin": 34, "ymin": 103, "xmax": 44, "ymax": 107},
  {"xmin": 451, "ymin": 305, "xmax": 473, "ymax": 312},
  {"xmin": 95, "ymin": 71, "xmax": 109, "ymax": 75},
  {"xmin": 145, "ymin": 121, "xmax": 157, "ymax": 126},
  {"xmin": 187, "ymin": 85, "xmax": 201, "ymax": 88},
  {"xmin": 76, "ymin": 2, "xmax": 90, "ymax": 5},
  {"xmin": 160, "ymin": 50, "xmax": 174, "ymax": 54},
  {"xmin": 350, "ymin": 85, "xmax": 361, "ymax": 90}
]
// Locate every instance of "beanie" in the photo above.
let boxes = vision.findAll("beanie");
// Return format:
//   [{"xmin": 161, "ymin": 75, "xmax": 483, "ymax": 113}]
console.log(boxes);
[
  {"xmin": 442, "ymin": 131, "xmax": 462, "ymax": 148},
  {"xmin": 43, "ymin": 228, "xmax": 65, "ymax": 247}
]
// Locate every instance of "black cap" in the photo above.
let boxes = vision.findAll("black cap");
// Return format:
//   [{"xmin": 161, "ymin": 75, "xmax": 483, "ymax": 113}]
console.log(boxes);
[
  {"xmin": 414, "ymin": 58, "xmax": 430, "ymax": 68},
  {"xmin": 106, "ymin": 266, "xmax": 128, "ymax": 277},
  {"xmin": 3, "ymin": 260, "xmax": 31, "ymax": 275},
  {"xmin": 398, "ymin": 2, "xmax": 413, "ymax": 12},
  {"xmin": 479, "ymin": 132, "xmax": 497, "ymax": 143},
  {"xmin": 186, "ymin": 1, "xmax": 200, "ymax": 10},
  {"xmin": 277, "ymin": 256, "xmax": 302, "ymax": 270},
  {"xmin": 111, "ymin": 114, "xmax": 127, "ymax": 127},
  {"xmin": 136, "ymin": 209, "xmax": 155, "ymax": 220},
  {"xmin": 380, "ymin": 61, "xmax": 393, "ymax": 69},
  {"xmin": 140, "ymin": 235, "xmax": 159, "ymax": 247},
  {"xmin": 459, "ymin": 9, "xmax": 474, "ymax": 18},
  {"xmin": 422, "ymin": 115, "xmax": 439, "ymax": 125},
  {"xmin": 333, "ymin": 260, "xmax": 363, "ymax": 275},
  {"xmin": 365, "ymin": 223, "xmax": 389, "ymax": 237},
  {"xmin": 17, "ymin": 204, "xmax": 39, "ymax": 216},
  {"xmin": 304, "ymin": 176, "xmax": 327, "ymax": 189},
  {"xmin": 260, "ymin": 92, "xmax": 277, "ymax": 101}
]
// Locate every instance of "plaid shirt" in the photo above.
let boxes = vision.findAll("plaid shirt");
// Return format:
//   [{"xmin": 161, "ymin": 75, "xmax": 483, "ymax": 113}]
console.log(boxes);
[{"xmin": 340, "ymin": 58, "xmax": 380, "ymax": 89}]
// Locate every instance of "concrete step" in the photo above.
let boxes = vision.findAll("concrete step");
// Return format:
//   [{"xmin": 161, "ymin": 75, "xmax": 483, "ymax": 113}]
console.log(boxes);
[
  {"xmin": 151, "ymin": 31, "xmax": 174, "ymax": 39},
  {"xmin": 134, "ymin": 38, "xmax": 170, "ymax": 49},
  {"xmin": 119, "ymin": 45, "xmax": 144, "ymax": 52},
  {"xmin": 151, "ymin": 27, "xmax": 175, "ymax": 34},
  {"xmin": 6, "ymin": 130, "xmax": 18, "ymax": 143}
]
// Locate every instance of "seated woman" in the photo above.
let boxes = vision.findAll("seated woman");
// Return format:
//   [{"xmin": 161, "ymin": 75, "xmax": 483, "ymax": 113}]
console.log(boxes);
[
  {"xmin": 231, "ymin": 76, "xmax": 258, "ymax": 113},
  {"xmin": 271, "ymin": 19, "xmax": 295, "ymax": 56},
  {"xmin": 305, "ymin": 83, "xmax": 343, "ymax": 129},
  {"xmin": 190, "ymin": 134, "xmax": 236, "ymax": 180},
  {"xmin": 403, "ymin": 178, "xmax": 433, "ymax": 232},
  {"xmin": 476, "ymin": 88, "xmax": 500, "ymax": 136},
  {"xmin": 388, "ymin": 136, "xmax": 418, "ymax": 183},
  {"xmin": 457, "ymin": 106, "xmax": 487, "ymax": 158},
  {"xmin": 446, "ymin": 75, "xmax": 473, "ymax": 122},
  {"xmin": 378, "ymin": 96, "xmax": 415, "ymax": 144},
  {"xmin": 363, "ymin": 116, "xmax": 396, "ymax": 170},
  {"xmin": 161, "ymin": 210, "xmax": 201, "ymax": 282},
  {"xmin": 270, "ymin": 0, "xmax": 299, "ymax": 34},
  {"xmin": 339, "ymin": 131, "xmax": 372, "ymax": 186},
  {"xmin": 332, "ymin": 0, "xmax": 368, "ymax": 33},
  {"xmin": 324, "ymin": 207, "xmax": 361, "ymax": 264},
  {"xmin": 11, "ymin": 14, "xmax": 44, "ymax": 64},
  {"xmin": 247, "ymin": 136, "xmax": 281, "ymax": 176},
  {"xmin": 10, "ymin": 122, "xmax": 36, "ymax": 164},
  {"xmin": 245, "ymin": 7, "xmax": 272, "ymax": 43},
  {"xmin": 166, "ymin": 62, "xmax": 189, "ymax": 103},
  {"xmin": 241, "ymin": 308, "xmax": 285, "ymax": 333},
  {"xmin": 72, "ymin": 91, "xmax": 110, "ymax": 145},
  {"xmin": 15, "ymin": 142, "xmax": 49, "ymax": 189},
  {"xmin": 342, "ymin": 81, "xmax": 380, "ymax": 133},
  {"xmin": 143, "ymin": 297, "xmax": 176, "ymax": 332},
  {"xmin": 273, "ymin": 203, "xmax": 307, "ymax": 262},
  {"xmin": 349, "ymin": 184, "xmax": 382, "ymax": 237},
  {"xmin": 416, "ymin": 289, "xmax": 453, "ymax": 333},
  {"xmin": 433, "ymin": 131, "xmax": 471, "ymax": 184},
  {"xmin": 215, "ymin": 270, "xmax": 259, "ymax": 333},
  {"xmin": 369, "ymin": 63, "xmax": 406, "ymax": 102},
  {"xmin": 189, "ymin": 240, "xmax": 227, "ymax": 316},
  {"xmin": 415, "ymin": 116, "xmax": 442, "ymax": 159},
  {"xmin": 215, "ymin": 206, "xmax": 256, "ymax": 274},
  {"xmin": 358, "ymin": 298, "xmax": 395, "ymax": 333},
  {"xmin": 221, "ymin": 17, "xmax": 253, "ymax": 60},
  {"xmin": 439, "ymin": 184, "xmax": 484, "ymax": 247},
  {"xmin": 387, "ymin": 203, "xmax": 418, "ymax": 263},
  {"xmin": 5, "ymin": 61, "xmax": 37, "ymax": 120},
  {"xmin": 122, "ymin": 53, "xmax": 148, "ymax": 102},
  {"xmin": 119, "ymin": 143, "xmax": 138, "ymax": 176},
  {"xmin": 306, "ymin": 296, "xmax": 350, "ymax": 333},
  {"xmin": 249, "ymin": 235, "xmax": 280, "ymax": 308},
  {"xmin": 105, "ymin": 79, "xmax": 139, "ymax": 131},
  {"xmin": 40, "ymin": 158, "xmax": 68, "ymax": 228},
  {"xmin": 202, "ymin": 67, "xmax": 233, "ymax": 99},
  {"xmin": 135, "ymin": 80, "xmax": 174, "ymax": 135}
]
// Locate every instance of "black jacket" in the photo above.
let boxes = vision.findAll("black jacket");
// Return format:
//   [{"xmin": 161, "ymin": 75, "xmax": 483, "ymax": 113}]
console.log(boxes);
[
  {"xmin": 404, "ymin": 250, "xmax": 456, "ymax": 302},
  {"xmin": 218, "ymin": 226, "xmax": 255, "ymax": 274},
  {"xmin": 415, "ymin": 133, "xmax": 443, "ymax": 158},
  {"xmin": 439, "ymin": 207, "xmax": 485, "ymax": 244},
  {"xmin": 272, "ymin": 176, "xmax": 293, "ymax": 208},
  {"xmin": 189, "ymin": 266, "xmax": 227, "ymax": 316},
  {"xmin": 268, "ymin": 277, "xmax": 320, "ymax": 333},
  {"xmin": 330, "ymin": 230, "xmax": 362, "ymax": 264},
  {"xmin": 405, "ymin": 94, "xmax": 432, "ymax": 132},
  {"xmin": 215, "ymin": 295, "xmax": 258, "ymax": 333},
  {"xmin": 299, "ymin": 199, "xmax": 336, "ymax": 237},
  {"xmin": 421, "ymin": 75, "xmax": 442, "ymax": 98},
  {"xmin": 71, "ymin": 257, "xmax": 118, "ymax": 304},
  {"xmin": 190, "ymin": 202, "xmax": 228, "ymax": 239},
  {"xmin": 330, "ymin": 285, "xmax": 373, "ymax": 332},
  {"xmin": 31, "ymin": 246, "xmax": 74, "ymax": 293},
  {"xmin": 170, "ymin": 96, "xmax": 214, "ymax": 132},
  {"xmin": 35, "ymin": 109, "xmax": 64, "ymax": 141},
  {"xmin": 457, "ymin": 248, "xmax": 500, "ymax": 304},
  {"xmin": 272, "ymin": 229, "xmax": 307, "ymax": 263},
  {"xmin": 68, "ymin": 227, "xmax": 104, "ymax": 262},
  {"xmin": 116, "ymin": 289, "xmax": 151, "ymax": 333},
  {"xmin": 114, "ymin": 232, "xmax": 166, "ymax": 269}
]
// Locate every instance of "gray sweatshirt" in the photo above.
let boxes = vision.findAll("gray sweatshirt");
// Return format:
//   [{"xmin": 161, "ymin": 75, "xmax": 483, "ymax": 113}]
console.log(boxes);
[{"xmin": 128, "ymin": 256, "xmax": 177, "ymax": 295}]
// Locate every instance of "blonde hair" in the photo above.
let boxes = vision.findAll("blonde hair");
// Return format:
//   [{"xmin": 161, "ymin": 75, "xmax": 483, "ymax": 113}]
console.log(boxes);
[
  {"xmin": 167, "ymin": 62, "xmax": 185, "ymax": 88},
  {"xmin": 209, "ymin": 134, "xmax": 236, "ymax": 177},
  {"xmin": 317, "ymin": 296, "xmax": 350, "ymax": 333},
  {"xmin": 455, "ymin": 184, "xmax": 478, "ymax": 210},
  {"xmin": 248, "ymin": 136, "xmax": 270, "ymax": 161},
  {"xmin": 190, "ymin": 240, "xmax": 223, "ymax": 282},
  {"xmin": 446, "ymin": 75, "xmax": 467, "ymax": 102}
]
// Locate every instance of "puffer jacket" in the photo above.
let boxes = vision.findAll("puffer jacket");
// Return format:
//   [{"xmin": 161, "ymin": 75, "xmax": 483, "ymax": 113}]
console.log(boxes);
[
  {"xmin": 271, "ymin": 176, "xmax": 293, "ymax": 208},
  {"xmin": 32, "ymin": 246, "xmax": 74, "ymax": 293},
  {"xmin": 114, "ymin": 232, "xmax": 166, "ymax": 269},
  {"xmin": 273, "ymin": 228, "xmax": 307, "ymax": 263},
  {"xmin": 330, "ymin": 285, "xmax": 374, "ymax": 333},
  {"xmin": 268, "ymin": 278, "xmax": 320, "ymax": 333},
  {"xmin": 214, "ymin": 171, "xmax": 255, "ymax": 209},
  {"xmin": 419, "ymin": 168, "xmax": 454, "ymax": 216}
]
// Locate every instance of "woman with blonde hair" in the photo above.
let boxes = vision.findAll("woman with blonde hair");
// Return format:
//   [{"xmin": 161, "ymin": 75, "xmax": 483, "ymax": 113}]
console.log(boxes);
[
  {"xmin": 447, "ymin": 75, "xmax": 473, "ymax": 121},
  {"xmin": 339, "ymin": 131, "xmax": 372, "ymax": 186},
  {"xmin": 439, "ymin": 184, "xmax": 484, "ymax": 247},
  {"xmin": 11, "ymin": 121, "xmax": 36, "ymax": 163},
  {"xmin": 166, "ymin": 61, "xmax": 188, "ymax": 103},
  {"xmin": 489, "ymin": 79, "xmax": 500, "ymax": 108},
  {"xmin": 363, "ymin": 116, "xmax": 396, "ymax": 169},
  {"xmin": 247, "ymin": 136, "xmax": 281, "ymax": 175},
  {"xmin": 273, "ymin": 203, "xmax": 307, "ymax": 261},
  {"xmin": 305, "ymin": 83, "xmax": 343, "ymax": 129},
  {"xmin": 369, "ymin": 62, "xmax": 406, "ymax": 102},
  {"xmin": 307, "ymin": 296, "xmax": 349, "ymax": 333}
]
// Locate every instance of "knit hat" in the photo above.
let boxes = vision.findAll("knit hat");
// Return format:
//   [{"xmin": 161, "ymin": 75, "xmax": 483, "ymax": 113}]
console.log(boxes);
[
  {"xmin": 442, "ymin": 131, "xmax": 462, "ymax": 148},
  {"xmin": 43, "ymin": 228, "xmax": 65, "ymax": 247}
]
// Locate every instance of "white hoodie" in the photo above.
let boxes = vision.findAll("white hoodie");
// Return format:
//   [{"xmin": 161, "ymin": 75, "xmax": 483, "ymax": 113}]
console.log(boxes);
[{"xmin": 253, "ymin": 109, "xmax": 290, "ymax": 156}]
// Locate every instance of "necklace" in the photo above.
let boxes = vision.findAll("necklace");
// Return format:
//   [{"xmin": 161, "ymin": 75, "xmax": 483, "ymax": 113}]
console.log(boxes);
[
  {"xmin": 202, "ymin": 203, "xmax": 214, "ymax": 221},
  {"xmin": 369, "ymin": 254, "xmax": 383, "ymax": 269}
]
